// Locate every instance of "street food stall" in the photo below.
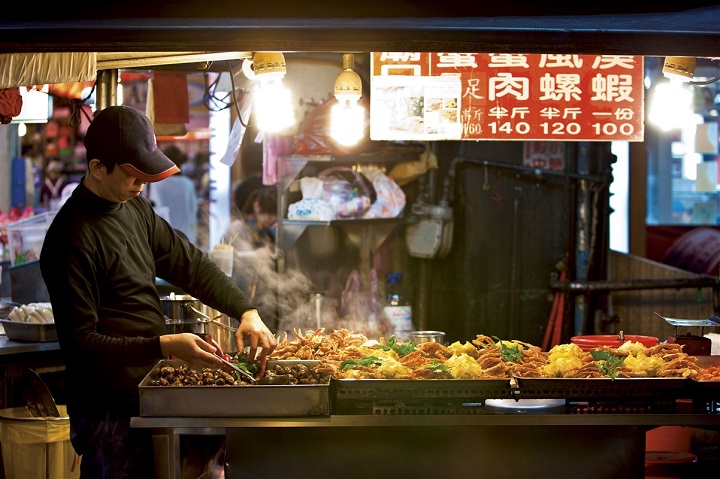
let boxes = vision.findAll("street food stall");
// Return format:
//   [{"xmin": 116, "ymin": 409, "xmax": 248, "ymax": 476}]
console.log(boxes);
[
  {"xmin": 132, "ymin": 330, "xmax": 720, "ymax": 478},
  {"xmin": 1, "ymin": 2, "xmax": 720, "ymax": 478}
]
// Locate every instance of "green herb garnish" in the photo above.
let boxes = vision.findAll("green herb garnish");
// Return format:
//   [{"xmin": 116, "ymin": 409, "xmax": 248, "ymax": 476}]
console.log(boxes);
[
  {"xmin": 590, "ymin": 350, "xmax": 625, "ymax": 378},
  {"xmin": 340, "ymin": 356, "xmax": 383, "ymax": 370},
  {"xmin": 497, "ymin": 341, "xmax": 523, "ymax": 363},
  {"xmin": 233, "ymin": 352, "xmax": 259, "ymax": 375},
  {"xmin": 376, "ymin": 335, "xmax": 416, "ymax": 358},
  {"xmin": 424, "ymin": 360, "xmax": 453, "ymax": 377}
]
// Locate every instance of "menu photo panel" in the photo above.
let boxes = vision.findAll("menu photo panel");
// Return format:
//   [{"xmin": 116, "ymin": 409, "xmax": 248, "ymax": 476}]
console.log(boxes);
[{"xmin": 371, "ymin": 52, "xmax": 644, "ymax": 142}]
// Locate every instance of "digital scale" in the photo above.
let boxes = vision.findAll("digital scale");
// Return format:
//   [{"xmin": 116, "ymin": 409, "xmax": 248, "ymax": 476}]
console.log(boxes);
[{"xmin": 654, "ymin": 312, "xmax": 720, "ymax": 356}]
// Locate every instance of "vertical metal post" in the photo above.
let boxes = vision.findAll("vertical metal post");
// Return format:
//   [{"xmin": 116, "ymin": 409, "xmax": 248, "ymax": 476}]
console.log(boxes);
[
  {"xmin": 574, "ymin": 142, "xmax": 591, "ymax": 336},
  {"xmin": 95, "ymin": 69, "xmax": 118, "ymax": 111}
]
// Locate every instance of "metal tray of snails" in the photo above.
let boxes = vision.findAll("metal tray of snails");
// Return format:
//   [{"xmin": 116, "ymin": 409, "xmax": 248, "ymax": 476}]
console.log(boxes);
[{"xmin": 138, "ymin": 359, "xmax": 330, "ymax": 417}]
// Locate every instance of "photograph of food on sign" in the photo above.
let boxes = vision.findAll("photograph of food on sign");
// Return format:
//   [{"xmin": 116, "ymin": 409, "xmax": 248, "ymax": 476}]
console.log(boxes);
[{"xmin": 370, "ymin": 52, "xmax": 644, "ymax": 143}]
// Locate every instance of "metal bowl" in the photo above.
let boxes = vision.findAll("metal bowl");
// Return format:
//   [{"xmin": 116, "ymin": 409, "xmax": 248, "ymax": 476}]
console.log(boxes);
[{"xmin": 408, "ymin": 331, "xmax": 446, "ymax": 344}]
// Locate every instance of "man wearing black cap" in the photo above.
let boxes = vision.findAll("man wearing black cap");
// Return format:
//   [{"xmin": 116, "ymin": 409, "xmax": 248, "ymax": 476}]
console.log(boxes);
[{"xmin": 39, "ymin": 105, "xmax": 277, "ymax": 478}]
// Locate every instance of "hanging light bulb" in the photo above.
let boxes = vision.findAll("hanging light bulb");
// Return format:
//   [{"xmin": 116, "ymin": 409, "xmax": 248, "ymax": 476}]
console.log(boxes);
[
  {"xmin": 250, "ymin": 52, "xmax": 295, "ymax": 133},
  {"xmin": 648, "ymin": 79, "xmax": 694, "ymax": 131},
  {"xmin": 330, "ymin": 53, "xmax": 365, "ymax": 146},
  {"xmin": 662, "ymin": 57, "xmax": 697, "ymax": 82}
]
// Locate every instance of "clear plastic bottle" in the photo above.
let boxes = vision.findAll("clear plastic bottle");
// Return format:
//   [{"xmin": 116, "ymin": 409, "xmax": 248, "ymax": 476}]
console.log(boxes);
[{"xmin": 384, "ymin": 273, "xmax": 414, "ymax": 341}]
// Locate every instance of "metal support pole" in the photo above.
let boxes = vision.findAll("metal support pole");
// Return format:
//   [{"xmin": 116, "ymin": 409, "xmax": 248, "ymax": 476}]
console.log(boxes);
[{"xmin": 95, "ymin": 69, "xmax": 119, "ymax": 112}]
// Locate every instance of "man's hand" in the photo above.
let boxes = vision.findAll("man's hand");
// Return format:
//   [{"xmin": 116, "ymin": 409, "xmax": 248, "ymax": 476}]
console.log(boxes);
[
  {"xmin": 159, "ymin": 332, "xmax": 225, "ymax": 369},
  {"xmin": 236, "ymin": 309, "xmax": 277, "ymax": 362}
]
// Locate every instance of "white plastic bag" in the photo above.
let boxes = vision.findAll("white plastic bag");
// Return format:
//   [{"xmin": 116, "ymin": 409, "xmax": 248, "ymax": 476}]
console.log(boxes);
[
  {"xmin": 363, "ymin": 170, "xmax": 406, "ymax": 219},
  {"xmin": 287, "ymin": 198, "xmax": 335, "ymax": 221},
  {"xmin": 300, "ymin": 177, "xmax": 324, "ymax": 199}
]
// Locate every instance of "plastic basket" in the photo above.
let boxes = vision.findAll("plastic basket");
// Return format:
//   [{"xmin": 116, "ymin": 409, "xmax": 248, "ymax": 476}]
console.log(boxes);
[{"xmin": 6, "ymin": 212, "xmax": 56, "ymax": 265}]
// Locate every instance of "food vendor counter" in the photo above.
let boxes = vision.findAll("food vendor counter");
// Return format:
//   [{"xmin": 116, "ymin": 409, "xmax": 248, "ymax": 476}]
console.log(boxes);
[
  {"xmin": 0, "ymin": 336, "xmax": 61, "ymax": 356},
  {"xmin": 132, "ymin": 413, "xmax": 720, "ymax": 479}
]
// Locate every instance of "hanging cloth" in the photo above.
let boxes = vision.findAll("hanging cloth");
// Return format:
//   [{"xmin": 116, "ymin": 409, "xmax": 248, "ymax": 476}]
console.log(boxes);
[{"xmin": 147, "ymin": 71, "xmax": 189, "ymax": 136}]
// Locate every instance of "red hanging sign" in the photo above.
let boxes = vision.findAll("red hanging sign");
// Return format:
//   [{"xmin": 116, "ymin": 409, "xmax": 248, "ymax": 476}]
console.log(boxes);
[{"xmin": 371, "ymin": 52, "xmax": 644, "ymax": 142}]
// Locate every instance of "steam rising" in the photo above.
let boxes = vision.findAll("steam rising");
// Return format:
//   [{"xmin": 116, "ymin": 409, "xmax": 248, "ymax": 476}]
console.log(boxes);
[{"xmin": 231, "ymin": 247, "xmax": 392, "ymax": 340}]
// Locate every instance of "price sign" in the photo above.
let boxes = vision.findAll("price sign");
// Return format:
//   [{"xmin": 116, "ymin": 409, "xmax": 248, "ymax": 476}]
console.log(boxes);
[{"xmin": 371, "ymin": 52, "xmax": 644, "ymax": 142}]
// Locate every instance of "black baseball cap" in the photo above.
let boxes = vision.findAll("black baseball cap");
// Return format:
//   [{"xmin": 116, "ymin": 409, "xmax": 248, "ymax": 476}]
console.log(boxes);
[{"xmin": 84, "ymin": 105, "xmax": 180, "ymax": 183}]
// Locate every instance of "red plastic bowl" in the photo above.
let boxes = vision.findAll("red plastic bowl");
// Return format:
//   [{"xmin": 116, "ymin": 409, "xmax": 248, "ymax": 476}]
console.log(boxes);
[{"xmin": 570, "ymin": 334, "xmax": 659, "ymax": 351}]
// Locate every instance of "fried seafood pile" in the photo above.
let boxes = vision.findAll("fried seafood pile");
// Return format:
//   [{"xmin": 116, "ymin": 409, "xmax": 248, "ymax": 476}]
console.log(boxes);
[
  {"xmin": 541, "ymin": 342, "xmax": 701, "ymax": 379},
  {"xmin": 270, "ymin": 329, "xmax": 709, "ymax": 380},
  {"xmin": 271, "ymin": 328, "xmax": 370, "ymax": 361},
  {"xmin": 271, "ymin": 330, "xmax": 552, "ymax": 380},
  {"xmin": 697, "ymin": 365, "xmax": 720, "ymax": 380}
]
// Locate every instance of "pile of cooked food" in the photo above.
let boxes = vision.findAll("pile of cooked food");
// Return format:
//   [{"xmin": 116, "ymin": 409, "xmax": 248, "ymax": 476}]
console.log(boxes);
[
  {"xmin": 151, "ymin": 364, "xmax": 237, "ymax": 386},
  {"xmin": 149, "ymin": 361, "xmax": 333, "ymax": 387},
  {"xmin": 269, "ymin": 328, "xmax": 720, "ymax": 381},
  {"xmin": 149, "ymin": 328, "xmax": 720, "ymax": 386}
]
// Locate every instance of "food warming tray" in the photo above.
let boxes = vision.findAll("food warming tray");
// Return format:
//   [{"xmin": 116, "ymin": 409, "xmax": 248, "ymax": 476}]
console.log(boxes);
[
  {"xmin": 513, "ymin": 376, "xmax": 688, "ymax": 399},
  {"xmin": 138, "ymin": 359, "xmax": 330, "ymax": 417},
  {"xmin": 0, "ymin": 319, "xmax": 57, "ymax": 342},
  {"xmin": 331, "ymin": 378, "xmax": 514, "ymax": 415}
]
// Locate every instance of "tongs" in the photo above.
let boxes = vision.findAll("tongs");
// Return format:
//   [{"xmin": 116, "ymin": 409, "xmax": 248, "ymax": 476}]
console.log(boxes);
[
  {"xmin": 216, "ymin": 354, "xmax": 291, "ymax": 385},
  {"xmin": 216, "ymin": 354, "xmax": 259, "ymax": 383},
  {"xmin": 185, "ymin": 304, "xmax": 238, "ymax": 332}
]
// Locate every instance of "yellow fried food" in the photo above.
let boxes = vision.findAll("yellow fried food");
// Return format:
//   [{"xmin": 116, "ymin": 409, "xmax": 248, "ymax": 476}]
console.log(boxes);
[
  {"xmin": 376, "ymin": 357, "xmax": 412, "ymax": 378},
  {"xmin": 622, "ymin": 352, "xmax": 665, "ymax": 377},
  {"xmin": 447, "ymin": 341, "xmax": 478, "ymax": 357},
  {"xmin": 445, "ymin": 354, "xmax": 484, "ymax": 379},
  {"xmin": 543, "ymin": 356, "xmax": 584, "ymax": 377},
  {"xmin": 617, "ymin": 340, "xmax": 650, "ymax": 357},
  {"xmin": 547, "ymin": 343, "xmax": 584, "ymax": 361}
]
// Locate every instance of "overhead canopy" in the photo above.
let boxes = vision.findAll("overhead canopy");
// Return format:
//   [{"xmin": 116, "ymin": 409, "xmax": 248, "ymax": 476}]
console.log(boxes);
[
  {"xmin": 0, "ymin": 3, "xmax": 718, "ymax": 57},
  {"xmin": 0, "ymin": 52, "xmax": 253, "ymax": 89}
]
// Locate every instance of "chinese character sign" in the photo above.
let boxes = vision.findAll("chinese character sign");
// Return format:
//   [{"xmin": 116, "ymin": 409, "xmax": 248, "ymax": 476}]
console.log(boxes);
[{"xmin": 371, "ymin": 52, "xmax": 644, "ymax": 142}]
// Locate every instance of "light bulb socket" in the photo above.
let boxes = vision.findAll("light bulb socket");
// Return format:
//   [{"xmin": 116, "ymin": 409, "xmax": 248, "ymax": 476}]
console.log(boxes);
[
  {"xmin": 252, "ymin": 52, "xmax": 287, "ymax": 77},
  {"xmin": 662, "ymin": 56, "xmax": 696, "ymax": 81},
  {"xmin": 334, "ymin": 69, "xmax": 362, "ymax": 98}
]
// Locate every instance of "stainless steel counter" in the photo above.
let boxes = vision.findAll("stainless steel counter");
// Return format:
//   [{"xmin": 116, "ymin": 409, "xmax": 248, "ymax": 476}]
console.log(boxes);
[
  {"xmin": 132, "ymin": 413, "xmax": 720, "ymax": 479},
  {"xmin": 0, "ymin": 336, "xmax": 61, "ymax": 356},
  {"xmin": 132, "ymin": 413, "xmax": 720, "ymax": 429}
]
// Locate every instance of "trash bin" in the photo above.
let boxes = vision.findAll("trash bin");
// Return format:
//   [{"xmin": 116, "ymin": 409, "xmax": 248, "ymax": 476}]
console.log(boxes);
[{"xmin": 0, "ymin": 405, "xmax": 80, "ymax": 479}]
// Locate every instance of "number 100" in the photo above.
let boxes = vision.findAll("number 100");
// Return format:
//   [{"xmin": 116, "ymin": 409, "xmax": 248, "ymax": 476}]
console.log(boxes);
[{"xmin": 592, "ymin": 123, "xmax": 635, "ymax": 136}]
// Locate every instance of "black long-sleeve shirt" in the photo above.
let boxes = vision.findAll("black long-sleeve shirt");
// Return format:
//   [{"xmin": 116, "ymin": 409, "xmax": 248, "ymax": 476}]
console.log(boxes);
[{"xmin": 40, "ymin": 180, "xmax": 254, "ymax": 418}]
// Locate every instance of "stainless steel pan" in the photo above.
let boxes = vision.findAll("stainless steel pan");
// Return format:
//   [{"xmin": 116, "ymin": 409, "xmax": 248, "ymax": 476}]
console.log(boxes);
[{"xmin": 160, "ymin": 294, "xmax": 239, "ymax": 354}]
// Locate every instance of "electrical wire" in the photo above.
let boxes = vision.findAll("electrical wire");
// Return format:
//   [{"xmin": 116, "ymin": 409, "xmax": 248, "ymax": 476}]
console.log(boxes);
[
  {"xmin": 225, "ymin": 60, "xmax": 249, "ymax": 128},
  {"xmin": 202, "ymin": 71, "xmax": 232, "ymax": 112},
  {"xmin": 689, "ymin": 75, "xmax": 720, "ymax": 85},
  {"xmin": 200, "ymin": 61, "xmax": 251, "ymax": 128}
]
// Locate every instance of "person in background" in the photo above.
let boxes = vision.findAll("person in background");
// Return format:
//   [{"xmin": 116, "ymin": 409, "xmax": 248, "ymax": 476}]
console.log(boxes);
[
  {"xmin": 147, "ymin": 144, "xmax": 199, "ymax": 243},
  {"xmin": 39, "ymin": 159, "xmax": 68, "ymax": 210},
  {"xmin": 222, "ymin": 181, "xmax": 278, "ymax": 327},
  {"xmin": 39, "ymin": 105, "xmax": 277, "ymax": 479},
  {"xmin": 223, "ymin": 183, "xmax": 278, "ymax": 258}
]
